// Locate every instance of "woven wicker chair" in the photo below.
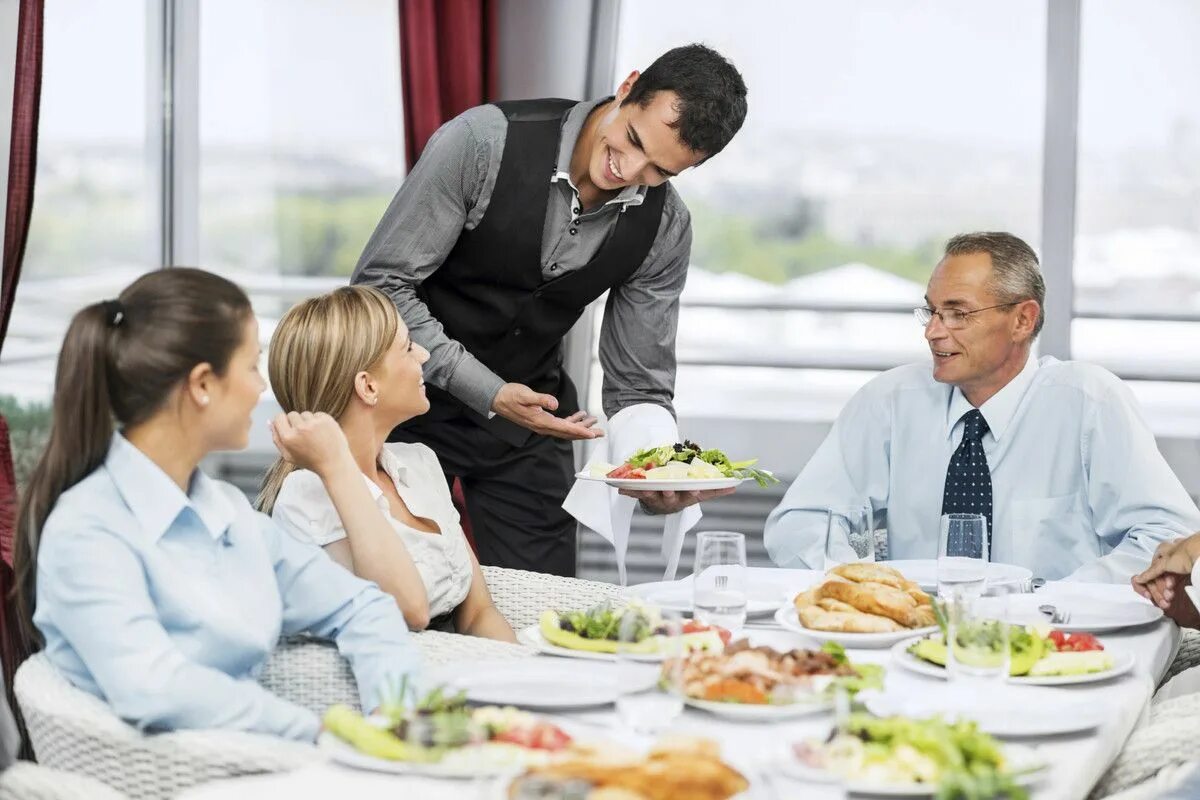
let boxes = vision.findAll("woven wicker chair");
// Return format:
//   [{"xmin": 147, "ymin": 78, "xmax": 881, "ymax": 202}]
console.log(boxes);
[
  {"xmin": 0, "ymin": 762, "xmax": 128, "ymax": 800},
  {"xmin": 481, "ymin": 564, "xmax": 623, "ymax": 631},
  {"xmin": 12, "ymin": 567, "xmax": 607, "ymax": 798},
  {"xmin": 1160, "ymin": 628, "xmax": 1200, "ymax": 687},
  {"xmin": 1091, "ymin": 692, "xmax": 1200, "ymax": 798}
]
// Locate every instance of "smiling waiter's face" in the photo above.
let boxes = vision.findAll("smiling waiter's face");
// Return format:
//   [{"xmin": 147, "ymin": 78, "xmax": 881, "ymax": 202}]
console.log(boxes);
[{"xmin": 587, "ymin": 72, "xmax": 707, "ymax": 192}]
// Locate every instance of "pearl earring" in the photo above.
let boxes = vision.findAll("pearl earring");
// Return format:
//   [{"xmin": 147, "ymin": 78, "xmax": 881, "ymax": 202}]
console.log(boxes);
[
  {"xmin": 370, "ymin": 397, "xmax": 379, "ymax": 406},
  {"xmin": 200, "ymin": 396, "xmax": 210, "ymax": 406}
]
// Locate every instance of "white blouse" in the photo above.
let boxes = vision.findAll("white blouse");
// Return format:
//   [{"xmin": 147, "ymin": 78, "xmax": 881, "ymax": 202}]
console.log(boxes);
[{"xmin": 272, "ymin": 443, "xmax": 474, "ymax": 620}]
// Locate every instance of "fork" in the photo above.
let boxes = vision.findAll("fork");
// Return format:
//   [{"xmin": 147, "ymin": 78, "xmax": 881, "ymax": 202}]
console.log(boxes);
[
  {"xmin": 715, "ymin": 575, "xmax": 729, "ymax": 591},
  {"xmin": 1038, "ymin": 604, "xmax": 1071, "ymax": 625}
]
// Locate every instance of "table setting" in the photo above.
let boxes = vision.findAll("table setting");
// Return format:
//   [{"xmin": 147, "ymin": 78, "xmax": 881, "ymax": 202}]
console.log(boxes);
[{"xmin": 180, "ymin": 505, "xmax": 1181, "ymax": 800}]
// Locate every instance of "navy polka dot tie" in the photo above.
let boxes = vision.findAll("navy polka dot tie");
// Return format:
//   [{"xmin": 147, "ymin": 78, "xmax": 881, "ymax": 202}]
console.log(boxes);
[{"xmin": 941, "ymin": 409, "xmax": 993, "ymax": 558}]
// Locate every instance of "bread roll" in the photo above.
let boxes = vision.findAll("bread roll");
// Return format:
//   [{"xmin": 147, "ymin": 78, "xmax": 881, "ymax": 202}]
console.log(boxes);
[
  {"xmin": 817, "ymin": 598, "xmax": 859, "ymax": 614},
  {"xmin": 818, "ymin": 579, "xmax": 918, "ymax": 626},
  {"xmin": 798, "ymin": 604, "xmax": 904, "ymax": 633}
]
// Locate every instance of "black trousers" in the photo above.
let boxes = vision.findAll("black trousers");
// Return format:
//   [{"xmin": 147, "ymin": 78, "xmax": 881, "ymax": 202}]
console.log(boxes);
[{"xmin": 389, "ymin": 417, "xmax": 577, "ymax": 576}]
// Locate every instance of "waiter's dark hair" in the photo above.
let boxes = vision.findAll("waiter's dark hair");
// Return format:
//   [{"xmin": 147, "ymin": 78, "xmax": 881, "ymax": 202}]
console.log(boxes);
[
  {"xmin": 12, "ymin": 268, "xmax": 253, "ymax": 650},
  {"xmin": 622, "ymin": 43, "xmax": 748, "ymax": 159}
]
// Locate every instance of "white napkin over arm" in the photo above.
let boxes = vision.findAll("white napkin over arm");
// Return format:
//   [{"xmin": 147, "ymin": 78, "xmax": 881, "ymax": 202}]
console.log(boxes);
[{"xmin": 562, "ymin": 403, "xmax": 702, "ymax": 584}]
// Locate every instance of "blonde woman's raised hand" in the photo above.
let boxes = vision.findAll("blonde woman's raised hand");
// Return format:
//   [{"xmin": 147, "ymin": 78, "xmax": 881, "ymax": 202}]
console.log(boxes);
[{"xmin": 269, "ymin": 411, "xmax": 354, "ymax": 478}]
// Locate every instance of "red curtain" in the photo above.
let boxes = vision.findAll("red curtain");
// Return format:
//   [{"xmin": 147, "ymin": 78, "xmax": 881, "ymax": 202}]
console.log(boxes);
[
  {"xmin": 398, "ymin": 0, "xmax": 497, "ymax": 550},
  {"xmin": 398, "ymin": 0, "xmax": 497, "ymax": 170},
  {"xmin": 1, "ymin": 0, "xmax": 46, "ymax": 758}
]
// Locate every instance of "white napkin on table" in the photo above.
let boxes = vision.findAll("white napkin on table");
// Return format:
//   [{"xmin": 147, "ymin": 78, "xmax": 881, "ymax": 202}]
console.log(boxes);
[{"xmin": 562, "ymin": 404, "xmax": 701, "ymax": 585}]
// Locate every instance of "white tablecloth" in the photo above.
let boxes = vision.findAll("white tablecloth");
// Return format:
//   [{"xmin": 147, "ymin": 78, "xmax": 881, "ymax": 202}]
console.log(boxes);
[{"xmin": 181, "ymin": 571, "xmax": 1180, "ymax": 800}]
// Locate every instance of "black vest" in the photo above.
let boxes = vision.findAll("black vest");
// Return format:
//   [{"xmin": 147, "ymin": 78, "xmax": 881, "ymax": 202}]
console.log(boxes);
[{"xmin": 415, "ymin": 98, "xmax": 668, "ymax": 447}]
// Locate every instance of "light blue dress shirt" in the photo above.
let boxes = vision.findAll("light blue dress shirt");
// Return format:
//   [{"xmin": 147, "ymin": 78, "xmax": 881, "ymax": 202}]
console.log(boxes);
[
  {"xmin": 34, "ymin": 434, "xmax": 420, "ymax": 742},
  {"xmin": 764, "ymin": 356, "xmax": 1200, "ymax": 582}
]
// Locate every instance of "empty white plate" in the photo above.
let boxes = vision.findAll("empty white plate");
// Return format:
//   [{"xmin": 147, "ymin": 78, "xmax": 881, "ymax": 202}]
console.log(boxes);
[
  {"xmin": 978, "ymin": 592, "xmax": 1163, "ymax": 633},
  {"xmin": 884, "ymin": 559, "xmax": 1032, "ymax": 592},
  {"xmin": 429, "ymin": 658, "xmax": 658, "ymax": 710},
  {"xmin": 860, "ymin": 685, "xmax": 1105, "ymax": 737},
  {"xmin": 623, "ymin": 576, "xmax": 789, "ymax": 617}
]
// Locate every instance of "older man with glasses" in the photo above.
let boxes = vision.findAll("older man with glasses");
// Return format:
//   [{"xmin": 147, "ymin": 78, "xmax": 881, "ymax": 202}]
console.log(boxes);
[{"xmin": 764, "ymin": 231, "xmax": 1200, "ymax": 582}]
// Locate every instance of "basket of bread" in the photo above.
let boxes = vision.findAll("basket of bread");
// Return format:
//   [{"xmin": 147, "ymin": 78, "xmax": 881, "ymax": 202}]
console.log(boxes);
[{"xmin": 775, "ymin": 563, "xmax": 939, "ymax": 648}]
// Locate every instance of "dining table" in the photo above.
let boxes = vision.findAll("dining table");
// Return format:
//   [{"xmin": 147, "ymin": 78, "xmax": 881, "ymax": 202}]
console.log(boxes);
[{"xmin": 180, "ymin": 567, "xmax": 1181, "ymax": 800}]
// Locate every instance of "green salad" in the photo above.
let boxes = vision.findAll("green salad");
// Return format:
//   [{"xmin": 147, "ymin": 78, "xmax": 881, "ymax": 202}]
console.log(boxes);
[
  {"xmin": 796, "ymin": 714, "xmax": 1033, "ymax": 800},
  {"xmin": 623, "ymin": 441, "xmax": 778, "ymax": 487}
]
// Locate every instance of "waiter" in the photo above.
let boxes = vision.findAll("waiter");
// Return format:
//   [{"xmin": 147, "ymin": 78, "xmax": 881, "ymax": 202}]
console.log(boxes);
[{"xmin": 352, "ymin": 44, "xmax": 748, "ymax": 576}]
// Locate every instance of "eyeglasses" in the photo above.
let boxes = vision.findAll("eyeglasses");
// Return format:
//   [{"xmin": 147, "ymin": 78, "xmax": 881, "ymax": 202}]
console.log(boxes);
[{"xmin": 914, "ymin": 303, "xmax": 1019, "ymax": 329}]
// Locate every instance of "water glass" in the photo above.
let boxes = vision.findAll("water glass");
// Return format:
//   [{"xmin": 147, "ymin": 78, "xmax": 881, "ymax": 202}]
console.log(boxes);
[
  {"xmin": 823, "ymin": 505, "xmax": 875, "ymax": 569},
  {"xmin": 615, "ymin": 609, "xmax": 684, "ymax": 735},
  {"xmin": 937, "ymin": 513, "xmax": 988, "ymax": 599},
  {"xmin": 945, "ymin": 590, "xmax": 1010, "ymax": 685},
  {"xmin": 693, "ymin": 531, "xmax": 748, "ymax": 630}
]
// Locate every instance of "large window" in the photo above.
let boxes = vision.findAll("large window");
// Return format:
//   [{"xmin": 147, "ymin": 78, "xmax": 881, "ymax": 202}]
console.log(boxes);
[
  {"xmin": 606, "ymin": 0, "xmax": 1046, "ymax": 418},
  {"xmin": 2, "ymin": 1, "xmax": 150, "ymax": 402},
  {"xmin": 599, "ymin": 0, "xmax": 1200, "ymax": 428},
  {"xmin": 1073, "ymin": 0, "xmax": 1200, "ymax": 391},
  {"xmin": 0, "ymin": 0, "xmax": 405, "ymax": 404},
  {"xmin": 198, "ymin": 0, "xmax": 403, "ymax": 283}
]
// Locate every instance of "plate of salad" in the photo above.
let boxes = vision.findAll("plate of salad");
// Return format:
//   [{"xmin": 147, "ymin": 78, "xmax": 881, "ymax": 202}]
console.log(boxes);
[
  {"xmin": 318, "ymin": 684, "xmax": 577, "ymax": 778},
  {"xmin": 577, "ymin": 441, "xmax": 778, "ymax": 491},
  {"xmin": 673, "ymin": 640, "xmax": 883, "ymax": 722},
  {"xmin": 896, "ymin": 626, "xmax": 1135, "ymax": 686},
  {"xmin": 519, "ymin": 600, "xmax": 729, "ymax": 662},
  {"xmin": 785, "ymin": 714, "xmax": 1046, "ymax": 797}
]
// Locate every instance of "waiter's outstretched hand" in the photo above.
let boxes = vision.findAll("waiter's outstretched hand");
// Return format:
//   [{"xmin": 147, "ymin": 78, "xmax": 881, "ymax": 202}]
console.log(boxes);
[{"xmin": 492, "ymin": 382, "xmax": 604, "ymax": 440}]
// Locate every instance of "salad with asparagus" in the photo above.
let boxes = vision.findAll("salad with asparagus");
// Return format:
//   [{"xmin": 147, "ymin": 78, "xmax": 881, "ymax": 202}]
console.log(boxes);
[
  {"xmin": 594, "ymin": 440, "xmax": 778, "ymax": 488},
  {"xmin": 321, "ymin": 682, "xmax": 573, "ymax": 773},
  {"xmin": 794, "ymin": 714, "xmax": 1037, "ymax": 799}
]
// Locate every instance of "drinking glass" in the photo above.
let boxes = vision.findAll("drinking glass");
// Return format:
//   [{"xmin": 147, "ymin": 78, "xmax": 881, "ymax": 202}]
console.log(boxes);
[
  {"xmin": 693, "ymin": 531, "xmax": 748, "ymax": 631},
  {"xmin": 614, "ymin": 609, "xmax": 683, "ymax": 735},
  {"xmin": 945, "ymin": 589, "xmax": 1010, "ymax": 685},
  {"xmin": 937, "ymin": 513, "xmax": 988, "ymax": 599},
  {"xmin": 823, "ymin": 505, "xmax": 875, "ymax": 569}
]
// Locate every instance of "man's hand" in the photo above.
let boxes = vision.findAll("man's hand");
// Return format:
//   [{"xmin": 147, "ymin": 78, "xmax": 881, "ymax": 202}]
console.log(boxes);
[
  {"xmin": 1133, "ymin": 535, "xmax": 1200, "ymax": 608},
  {"xmin": 618, "ymin": 487, "xmax": 737, "ymax": 515},
  {"xmin": 1136, "ymin": 572, "xmax": 1200, "ymax": 629},
  {"xmin": 491, "ymin": 382, "xmax": 603, "ymax": 440}
]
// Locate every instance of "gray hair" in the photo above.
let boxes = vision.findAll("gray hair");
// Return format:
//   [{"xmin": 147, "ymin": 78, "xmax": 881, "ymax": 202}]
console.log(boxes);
[{"xmin": 943, "ymin": 231, "xmax": 1045, "ymax": 337}]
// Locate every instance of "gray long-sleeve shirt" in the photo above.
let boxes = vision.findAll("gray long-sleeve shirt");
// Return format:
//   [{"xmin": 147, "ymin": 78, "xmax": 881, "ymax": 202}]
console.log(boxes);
[{"xmin": 352, "ymin": 98, "xmax": 692, "ymax": 420}]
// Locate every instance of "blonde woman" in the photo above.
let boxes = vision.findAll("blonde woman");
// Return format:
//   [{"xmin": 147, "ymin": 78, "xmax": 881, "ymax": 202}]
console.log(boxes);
[{"xmin": 259, "ymin": 286, "xmax": 516, "ymax": 642}]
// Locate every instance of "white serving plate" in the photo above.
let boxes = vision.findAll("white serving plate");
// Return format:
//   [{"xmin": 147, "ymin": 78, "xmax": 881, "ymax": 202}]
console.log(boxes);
[
  {"xmin": 890, "ymin": 636, "xmax": 1136, "ymax": 686},
  {"xmin": 883, "ymin": 559, "xmax": 1032, "ymax": 592},
  {"xmin": 684, "ymin": 695, "xmax": 832, "ymax": 721},
  {"xmin": 774, "ymin": 605, "xmax": 938, "ymax": 649},
  {"xmin": 517, "ymin": 625, "xmax": 667, "ymax": 662},
  {"xmin": 429, "ymin": 658, "xmax": 658, "ymax": 710},
  {"xmin": 623, "ymin": 577, "xmax": 788, "ymax": 618},
  {"xmin": 860, "ymin": 686, "xmax": 1105, "ymax": 737},
  {"xmin": 574, "ymin": 472, "xmax": 745, "ymax": 491},
  {"xmin": 779, "ymin": 743, "xmax": 1046, "ymax": 796},
  {"xmin": 980, "ymin": 592, "xmax": 1163, "ymax": 633},
  {"xmin": 319, "ymin": 718, "xmax": 536, "ymax": 778}
]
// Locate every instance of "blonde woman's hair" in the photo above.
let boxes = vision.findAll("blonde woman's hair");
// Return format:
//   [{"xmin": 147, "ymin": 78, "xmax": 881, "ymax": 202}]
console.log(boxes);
[{"xmin": 257, "ymin": 285, "xmax": 400, "ymax": 513}]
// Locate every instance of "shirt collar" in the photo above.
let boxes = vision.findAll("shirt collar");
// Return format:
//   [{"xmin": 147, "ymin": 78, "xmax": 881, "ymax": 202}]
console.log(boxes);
[
  {"xmin": 550, "ymin": 98, "xmax": 647, "ymax": 210},
  {"xmin": 104, "ymin": 433, "xmax": 235, "ymax": 542},
  {"xmin": 366, "ymin": 446, "xmax": 410, "ymax": 501},
  {"xmin": 945, "ymin": 353, "xmax": 1040, "ymax": 441}
]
